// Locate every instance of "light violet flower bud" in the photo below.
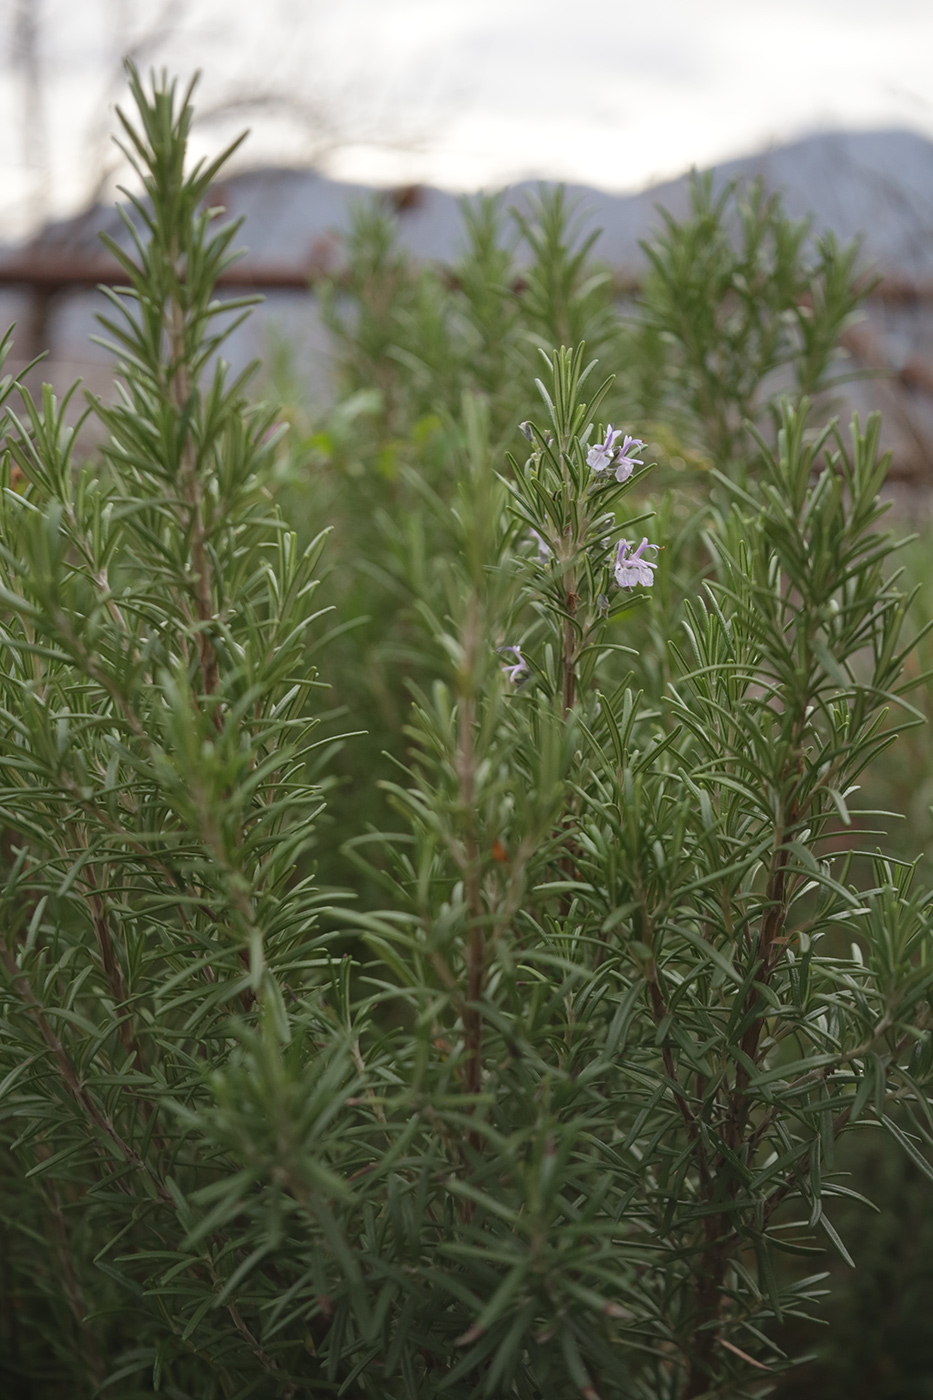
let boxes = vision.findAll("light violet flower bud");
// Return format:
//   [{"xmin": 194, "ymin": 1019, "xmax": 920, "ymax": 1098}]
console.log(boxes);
[
  {"xmin": 519, "ymin": 421, "xmax": 534, "ymax": 441},
  {"xmin": 498, "ymin": 646, "xmax": 528, "ymax": 684},
  {"xmin": 612, "ymin": 434, "xmax": 645, "ymax": 482},
  {"xmin": 613, "ymin": 537, "xmax": 659, "ymax": 589}
]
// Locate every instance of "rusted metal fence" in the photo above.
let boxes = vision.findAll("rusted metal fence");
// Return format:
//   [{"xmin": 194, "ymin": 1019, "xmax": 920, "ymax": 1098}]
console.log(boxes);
[{"xmin": 4, "ymin": 253, "xmax": 933, "ymax": 482}]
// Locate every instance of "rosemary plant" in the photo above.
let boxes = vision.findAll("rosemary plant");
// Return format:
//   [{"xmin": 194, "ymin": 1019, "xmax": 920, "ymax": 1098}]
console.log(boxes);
[{"xmin": 0, "ymin": 64, "xmax": 931, "ymax": 1400}]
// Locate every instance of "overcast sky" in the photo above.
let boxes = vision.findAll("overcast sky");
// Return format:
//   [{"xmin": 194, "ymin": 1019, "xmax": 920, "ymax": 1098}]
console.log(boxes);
[{"xmin": 1, "ymin": 0, "xmax": 932, "ymax": 238}]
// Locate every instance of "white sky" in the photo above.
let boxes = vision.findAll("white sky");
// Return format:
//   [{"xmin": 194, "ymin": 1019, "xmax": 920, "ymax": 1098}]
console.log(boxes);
[{"xmin": 1, "ymin": 0, "xmax": 932, "ymax": 238}]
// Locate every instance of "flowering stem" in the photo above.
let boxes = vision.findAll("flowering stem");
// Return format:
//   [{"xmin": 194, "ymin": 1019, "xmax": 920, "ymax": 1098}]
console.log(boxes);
[
  {"xmin": 561, "ymin": 565, "xmax": 577, "ymax": 717},
  {"xmin": 684, "ymin": 747, "xmax": 802, "ymax": 1398},
  {"xmin": 457, "ymin": 602, "xmax": 485, "ymax": 1121},
  {"xmin": 168, "ymin": 246, "xmax": 220, "ymax": 721}
]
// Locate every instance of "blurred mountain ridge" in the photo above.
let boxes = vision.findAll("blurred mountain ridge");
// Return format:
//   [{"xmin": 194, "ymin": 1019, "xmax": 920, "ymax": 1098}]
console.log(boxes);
[
  {"xmin": 16, "ymin": 125, "xmax": 933, "ymax": 274},
  {"xmin": 4, "ymin": 125, "xmax": 933, "ymax": 481}
]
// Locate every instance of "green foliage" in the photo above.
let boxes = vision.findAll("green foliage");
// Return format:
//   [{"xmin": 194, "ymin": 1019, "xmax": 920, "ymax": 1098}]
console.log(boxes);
[
  {"xmin": 283, "ymin": 170, "xmax": 875, "ymax": 886},
  {"xmin": 0, "ymin": 67, "xmax": 332, "ymax": 1396},
  {"xmin": 0, "ymin": 63, "xmax": 931, "ymax": 1400},
  {"xmin": 639, "ymin": 174, "xmax": 871, "ymax": 471}
]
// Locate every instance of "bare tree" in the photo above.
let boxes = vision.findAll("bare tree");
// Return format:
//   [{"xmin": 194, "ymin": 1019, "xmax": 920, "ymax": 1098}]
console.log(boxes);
[
  {"xmin": 10, "ymin": 0, "xmax": 50, "ymax": 229},
  {"xmin": 2, "ymin": 0, "xmax": 449, "ymax": 239}
]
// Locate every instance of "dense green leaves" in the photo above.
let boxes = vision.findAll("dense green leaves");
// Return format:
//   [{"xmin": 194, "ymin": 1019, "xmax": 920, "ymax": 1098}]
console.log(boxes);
[{"xmin": 0, "ymin": 62, "xmax": 931, "ymax": 1400}]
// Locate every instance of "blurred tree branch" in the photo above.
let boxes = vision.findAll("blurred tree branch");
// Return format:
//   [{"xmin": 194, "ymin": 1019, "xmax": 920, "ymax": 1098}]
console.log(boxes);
[{"xmin": 3, "ymin": 0, "xmax": 442, "ymax": 238}]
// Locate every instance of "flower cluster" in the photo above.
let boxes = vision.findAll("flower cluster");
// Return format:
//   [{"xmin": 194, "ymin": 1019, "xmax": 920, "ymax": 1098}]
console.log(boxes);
[
  {"xmin": 614, "ymin": 537, "xmax": 658, "ymax": 589},
  {"xmin": 587, "ymin": 427, "xmax": 645, "ymax": 483}
]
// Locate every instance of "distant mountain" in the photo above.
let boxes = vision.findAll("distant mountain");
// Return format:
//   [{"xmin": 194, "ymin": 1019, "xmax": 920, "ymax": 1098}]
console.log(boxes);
[
  {"xmin": 587, "ymin": 128, "xmax": 933, "ymax": 278},
  {"xmin": 4, "ymin": 127, "xmax": 933, "ymax": 480},
  {"xmin": 20, "ymin": 127, "xmax": 933, "ymax": 277}
]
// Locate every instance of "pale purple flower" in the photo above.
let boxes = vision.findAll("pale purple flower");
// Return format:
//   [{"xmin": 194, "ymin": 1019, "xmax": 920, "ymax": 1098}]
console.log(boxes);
[
  {"xmin": 613, "ymin": 434, "xmax": 646, "ymax": 481},
  {"xmin": 613, "ymin": 538, "xmax": 659, "ymax": 589},
  {"xmin": 587, "ymin": 426, "xmax": 622, "ymax": 474},
  {"xmin": 587, "ymin": 426, "xmax": 645, "ymax": 483},
  {"xmin": 499, "ymin": 646, "xmax": 528, "ymax": 684},
  {"xmin": 519, "ymin": 421, "xmax": 534, "ymax": 442}
]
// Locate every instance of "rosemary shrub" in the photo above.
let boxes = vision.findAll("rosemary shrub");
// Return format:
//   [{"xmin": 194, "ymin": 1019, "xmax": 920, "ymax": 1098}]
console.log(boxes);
[{"xmin": 0, "ymin": 66, "xmax": 931, "ymax": 1400}]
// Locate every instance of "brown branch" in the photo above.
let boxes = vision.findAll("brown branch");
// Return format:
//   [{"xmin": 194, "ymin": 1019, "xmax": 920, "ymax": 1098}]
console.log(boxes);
[
  {"xmin": 201, "ymin": 1254, "xmax": 290, "ymax": 1388},
  {"xmin": 684, "ymin": 769, "xmax": 799, "ymax": 1397},
  {"xmin": 83, "ymin": 863, "xmax": 132, "ymax": 1055},
  {"xmin": 37, "ymin": 1165, "xmax": 106, "ymax": 1388},
  {"xmin": 457, "ymin": 603, "xmax": 485, "ymax": 1115},
  {"xmin": 0, "ymin": 943, "xmax": 172, "ymax": 1205}
]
